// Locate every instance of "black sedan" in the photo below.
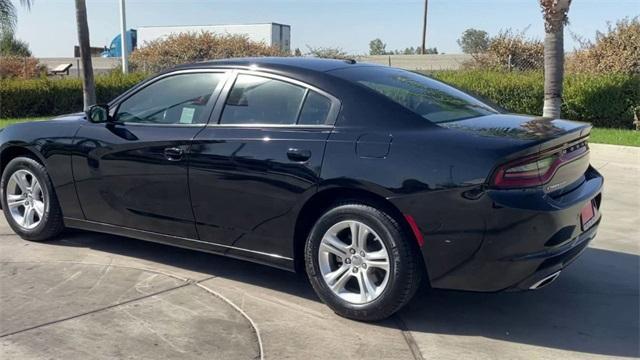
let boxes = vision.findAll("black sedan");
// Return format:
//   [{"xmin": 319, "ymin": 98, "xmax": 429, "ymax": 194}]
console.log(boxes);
[{"xmin": 0, "ymin": 58, "xmax": 602, "ymax": 321}]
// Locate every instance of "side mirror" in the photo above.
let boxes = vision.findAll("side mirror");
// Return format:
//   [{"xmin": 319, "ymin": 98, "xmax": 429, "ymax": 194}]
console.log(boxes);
[{"xmin": 87, "ymin": 104, "xmax": 111, "ymax": 123}]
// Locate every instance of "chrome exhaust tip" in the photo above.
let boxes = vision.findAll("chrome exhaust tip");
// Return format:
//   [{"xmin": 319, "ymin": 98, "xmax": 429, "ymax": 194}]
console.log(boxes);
[{"xmin": 529, "ymin": 271, "xmax": 561, "ymax": 290}]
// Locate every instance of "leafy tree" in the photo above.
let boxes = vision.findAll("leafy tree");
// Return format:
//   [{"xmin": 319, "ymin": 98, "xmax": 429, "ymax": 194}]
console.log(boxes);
[
  {"xmin": 0, "ymin": 31, "xmax": 30, "ymax": 56},
  {"xmin": 369, "ymin": 38, "xmax": 387, "ymax": 55},
  {"xmin": 0, "ymin": 0, "xmax": 32, "ymax": 33},
  {"xmin": 415, "ymin": 45, "xmax": 438, "ymax": 54},
  {"xmin": 540, "ymin": 0, "xmax": 572, "ymax": 118},
  {"xmin": 457, "ymin": 28, "xmax": 489, "ymax": 54},
  {"xmin": 306, "ymin": 45, "xmax": 350, "ymax": 59},
  {"xmin": 294, "ymin": 47, "xmax": 302, "ymax": 56},
  {"xmin": 403, "ymin": 47, "xmax": 416, "ymax": 55}
]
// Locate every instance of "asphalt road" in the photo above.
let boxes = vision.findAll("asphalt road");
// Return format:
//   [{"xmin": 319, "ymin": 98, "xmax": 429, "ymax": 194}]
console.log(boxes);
[{"xmin": 0, "ymin": 143, "xmax": 638, "ymax": 359}]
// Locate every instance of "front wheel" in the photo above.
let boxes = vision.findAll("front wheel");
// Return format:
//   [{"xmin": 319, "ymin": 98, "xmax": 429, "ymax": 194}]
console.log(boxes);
[
  {"xmin": 1, "ymin": 156, "xmax": 64, "ymax": 241},
  {"xmin": 305, "ymin": 203, "xmax": 422, "ymax": 321}
]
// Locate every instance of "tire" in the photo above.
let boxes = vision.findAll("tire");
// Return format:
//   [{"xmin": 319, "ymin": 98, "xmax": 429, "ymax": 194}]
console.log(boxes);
[
  {"xmin": 1, "ymin": 156, "xmax": 64, "ymax": 241},
  {"xmin": 305, "ymin": 203, "xmax": 422, "ymax": 321}
]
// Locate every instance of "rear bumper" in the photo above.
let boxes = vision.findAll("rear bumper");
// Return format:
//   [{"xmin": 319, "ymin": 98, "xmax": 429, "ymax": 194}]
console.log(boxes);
[
  {"xmin": 507, "ymin": 218, "xmax": 599, "ymax": 291},
  {"xmin": 389, "ymin": 166, "xmax": 603, "ymax": 293},
  {"xmin": 427, "ymin": 212, "xmax": 601, "ymax": 293}
]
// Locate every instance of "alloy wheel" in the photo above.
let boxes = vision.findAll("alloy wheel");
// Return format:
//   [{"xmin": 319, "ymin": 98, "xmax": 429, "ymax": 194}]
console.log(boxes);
[
  {"xmin": 318, "ymin": 220, "xmax": 390, "ymax": 304},
  {"xmin": 6, "ymin": 169, "xmax": 45, "ymax": 230}
]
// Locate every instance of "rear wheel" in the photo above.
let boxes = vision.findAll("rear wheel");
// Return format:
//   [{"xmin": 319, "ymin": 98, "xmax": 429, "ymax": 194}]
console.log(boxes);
[
  {"xmin": 1, "ymin": 156, "xmax": 64, "ymax": 241},
  {"xmin": 305, "ymin": 203, "xmax": 422, "ymax": 321}
]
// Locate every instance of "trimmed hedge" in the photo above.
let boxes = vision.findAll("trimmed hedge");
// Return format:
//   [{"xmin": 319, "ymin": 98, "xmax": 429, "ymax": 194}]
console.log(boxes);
[
  {"xmin": 428, "ymin": 70, "xmax": 640, "ymax": 128},
  {"xmin": 1, "ymin": 70, "xmax": 639, "ymax": 128},
  {"xmin": 0, "ymin": 72, "xmax": 147, "ymax": 118}
]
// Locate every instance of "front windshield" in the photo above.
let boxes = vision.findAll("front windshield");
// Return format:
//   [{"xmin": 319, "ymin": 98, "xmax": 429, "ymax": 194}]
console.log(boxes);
[{"xmin": 330, "ymin": 67, "xmax": 498, "ymax": 123}]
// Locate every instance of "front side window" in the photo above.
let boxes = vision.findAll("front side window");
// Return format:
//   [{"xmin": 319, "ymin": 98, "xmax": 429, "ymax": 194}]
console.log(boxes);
[
  {"xmin": 116, "ymin": 73, "xmax": 224, "ymax": 125},
  {"xmin": 220, "ymin": 74, "xmax": 306, "ymax": 125},
  {"xmin": 330, "ymin": 67, "xmax": 498, "ymax": 123}
]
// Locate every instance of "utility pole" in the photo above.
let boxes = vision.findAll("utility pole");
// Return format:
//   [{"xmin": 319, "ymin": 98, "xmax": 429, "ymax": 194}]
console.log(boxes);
[
  {"xmin": 420, "ymin": 0, "xmax": 428, "ymax": 54},
  {"xmin": 119, "ymin": 0, "xmax": 129, "ymax": 74}
]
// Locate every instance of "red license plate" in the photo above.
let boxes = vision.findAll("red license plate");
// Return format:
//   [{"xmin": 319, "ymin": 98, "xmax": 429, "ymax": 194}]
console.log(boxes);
[{"xmin": 580, "ymin": 200, "xmax": 596, "ymax": 230}]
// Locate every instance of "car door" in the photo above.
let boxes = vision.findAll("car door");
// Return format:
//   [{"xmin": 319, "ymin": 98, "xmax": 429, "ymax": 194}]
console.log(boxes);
[
  {"xmin": 189, "ymin": 71, "xmax": 340, "ymax": 261},
  {"xmin": 72, "ymin": 70, "xmax": 229, "ymax": 238}
]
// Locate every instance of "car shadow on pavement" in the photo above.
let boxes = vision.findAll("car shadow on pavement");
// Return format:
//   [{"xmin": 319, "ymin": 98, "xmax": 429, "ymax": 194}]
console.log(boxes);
[
  {"xmin": 53, "ymin": 230, "xmax": 639, "ymax": 358},
  {"xmin": 401, "ymin": 247, "xmax": 639, "ymax": 358},
  {"xmin": 55, "ymin": 230, "xmax": 320, "ymax": 301}
]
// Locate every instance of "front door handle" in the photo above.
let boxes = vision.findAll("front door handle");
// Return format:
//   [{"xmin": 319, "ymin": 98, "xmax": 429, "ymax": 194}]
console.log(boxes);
[
  {"xmin": 164, "ymin": 147, "xmax": 184, "ymax": 161},
  {"xmin": 287, "ymin": 148, "xmax": 312, "ymax": 162}
]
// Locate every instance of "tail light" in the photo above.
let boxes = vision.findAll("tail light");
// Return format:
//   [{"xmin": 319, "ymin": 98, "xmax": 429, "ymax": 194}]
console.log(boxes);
[{"xmin": 491, "ymin": 141, "xmax": 588, "ymax": 188}]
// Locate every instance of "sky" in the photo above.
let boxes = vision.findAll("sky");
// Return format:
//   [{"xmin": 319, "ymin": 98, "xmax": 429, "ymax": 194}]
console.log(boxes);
[{"xmin": 13, "ymin": 0, "xmax": 640, "ymax": 57}]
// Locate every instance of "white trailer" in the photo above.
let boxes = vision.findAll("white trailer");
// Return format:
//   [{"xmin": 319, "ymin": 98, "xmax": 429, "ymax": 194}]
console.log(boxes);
[{"xmin": 136, "ymin": 23, "xmax": 291, "ymax": 52}]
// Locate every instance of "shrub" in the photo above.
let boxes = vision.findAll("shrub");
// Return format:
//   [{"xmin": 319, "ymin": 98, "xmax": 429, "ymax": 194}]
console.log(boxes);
[
  {"xmin": 0, "ymin": 56, "xmax": 45, "ymax": 79},
  {"xmin": 562, "ymin": 73, "xmax": 640, "ymax": 127},
  {"xmin": 0, "ymin": 72, "xmax": 147, "ymax": 118},
  {"xmin": 305, "ymin": 45, "xmax": 351, "ymax": 59},
  {"xmin": 464, "ymin": 29, "xmax": 544, "ymax": 72},
  {"xmin": 430, "ymin": 70, "xmax": 640, "ymax": 128},
  {"xmin": 2, "ymin": 69, "xmax": 638, "ymax": 129},
  {"xmin": 129, "ymin": 32, "xmax": 285, "ymax": 73},
  {"xmin": 431, "ymin": 70, "xmax": 544, "ymax": 115},
  {"xmin": 566, "ymin": 17, "xmax": 640, "ymax": 75}
]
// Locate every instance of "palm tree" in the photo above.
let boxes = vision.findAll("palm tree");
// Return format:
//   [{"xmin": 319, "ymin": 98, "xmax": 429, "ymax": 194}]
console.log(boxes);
[
  {"xmin": 0, "ymin": 0, "xmax": 32, "ymax": 33},
  {"xmin": 540, "ymin": 0, "xmax": 571, "ymax": 118},
  {"xmin": 75, "ymin": 0, "xmax": 95, "ymax": 110}
]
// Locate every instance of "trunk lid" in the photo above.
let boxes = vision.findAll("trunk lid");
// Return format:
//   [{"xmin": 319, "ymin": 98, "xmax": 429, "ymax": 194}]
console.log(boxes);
[{"xmin": 441, "ymin": 114, "xmax": 592, "ymax": 193}]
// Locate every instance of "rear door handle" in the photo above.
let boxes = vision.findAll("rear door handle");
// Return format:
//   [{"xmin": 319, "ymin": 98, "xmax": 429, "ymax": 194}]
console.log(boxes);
[
  {"xmin": 287, "ymin": 148, "xmax": 312, "ymax": 162},
  {"xmin": 164, "ymin": 147, "xmax": 184, "ymax": 161}
]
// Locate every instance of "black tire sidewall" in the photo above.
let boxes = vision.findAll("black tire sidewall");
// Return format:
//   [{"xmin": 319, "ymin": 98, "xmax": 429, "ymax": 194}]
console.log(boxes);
[
  {"xmin": 1, "ymin": 157, "xmax": 57, "ymax": 240},
  {"xmin": 305, "ymin": 204, "xmax": 417, "ymax": 320}
]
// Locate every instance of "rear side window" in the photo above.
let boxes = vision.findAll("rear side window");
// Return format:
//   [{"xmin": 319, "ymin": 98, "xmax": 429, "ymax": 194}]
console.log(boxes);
[
  {"xmin": 220, "ymin": 74, "xmax": 306, "ymax": 125},
  {"xmin": 330, "ymin": 67, "xmax": 497, "ymax": 123},
  {"xmin": 298, "ymin": 91, "xmax": 333, "ymax": 125}
]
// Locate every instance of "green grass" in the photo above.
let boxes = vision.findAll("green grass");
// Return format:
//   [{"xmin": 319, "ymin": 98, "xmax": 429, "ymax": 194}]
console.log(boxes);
[
  {"xmin": 1, "ymin": 116, "xmax": 638, "ymax": 147},
  {"xmin": 589, "ymin": 128, "xmax": 640, "ymax": 147}
]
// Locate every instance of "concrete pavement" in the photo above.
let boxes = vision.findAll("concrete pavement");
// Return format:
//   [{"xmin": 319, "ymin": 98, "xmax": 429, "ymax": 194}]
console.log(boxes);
[{"xmin": 0, "ymin": 143, "xmax": 638, "ymax": 359}]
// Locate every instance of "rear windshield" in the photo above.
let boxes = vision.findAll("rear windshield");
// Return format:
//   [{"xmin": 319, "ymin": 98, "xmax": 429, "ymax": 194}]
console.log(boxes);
[{"xmin": 330, "ymin": 66, "xmax": 498, "ymax": 123}]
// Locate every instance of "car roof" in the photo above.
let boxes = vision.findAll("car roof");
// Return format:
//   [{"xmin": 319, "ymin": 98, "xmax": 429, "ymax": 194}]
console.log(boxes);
[{"xmin": 173, "ymin": 57, "xmax": 378, "ymax": 74}]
